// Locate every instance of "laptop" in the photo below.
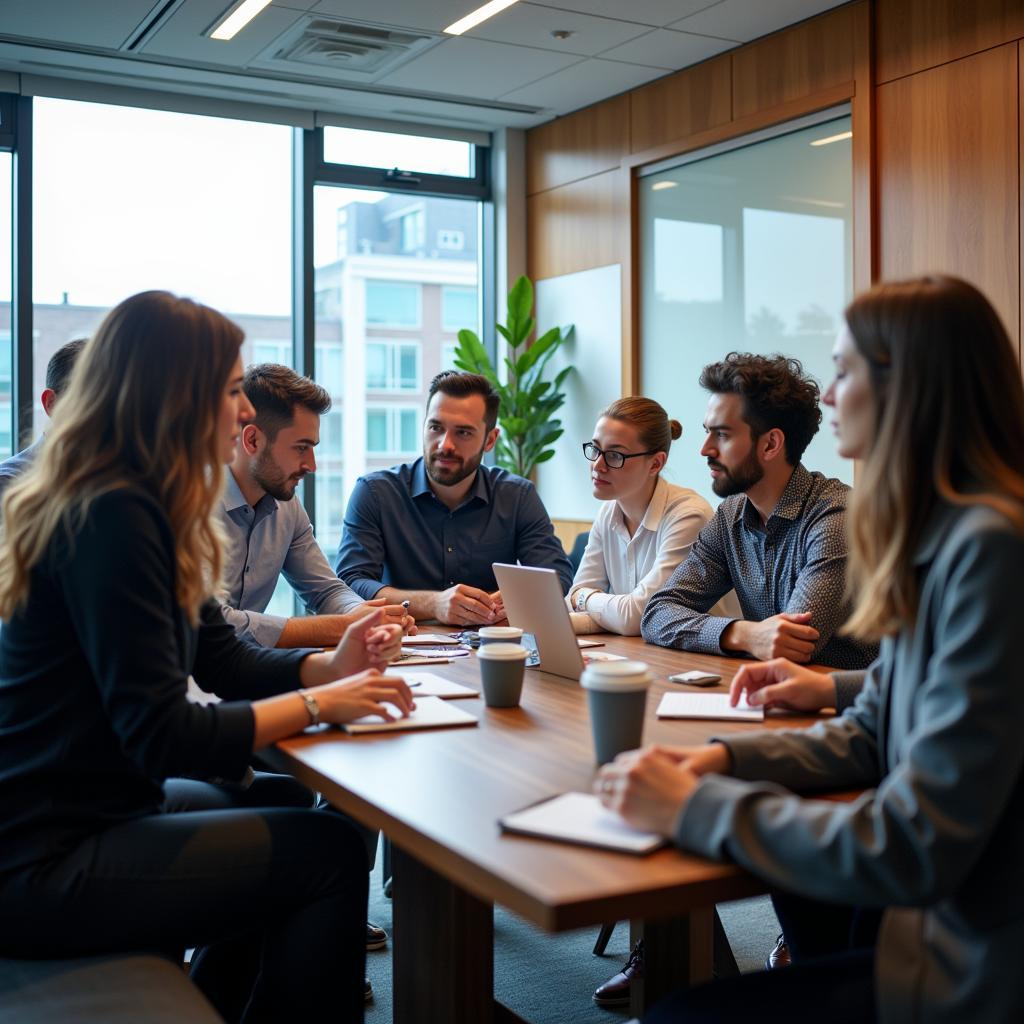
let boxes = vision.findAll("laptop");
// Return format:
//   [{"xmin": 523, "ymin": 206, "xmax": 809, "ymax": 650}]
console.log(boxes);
[{"xmin": 492, "ymin": 563, "xmax": 591, "ymax": 680}]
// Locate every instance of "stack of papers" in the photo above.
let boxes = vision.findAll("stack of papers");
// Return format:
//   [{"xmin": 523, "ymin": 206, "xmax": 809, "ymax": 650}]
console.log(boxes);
[
  {"xmin": 342, "ymin": 695, "xmax": 478, "ymax": 734},
  {"xmin": 400, "ymin": 633, "xmax": 463, "ymax": 646},
  {"xmin": 656, "ymin": 692, "xmax": 764, "ymax": 722},
  {"xmin": 500, "ymin": 792, "xmax": 664, "ymax": 854}
]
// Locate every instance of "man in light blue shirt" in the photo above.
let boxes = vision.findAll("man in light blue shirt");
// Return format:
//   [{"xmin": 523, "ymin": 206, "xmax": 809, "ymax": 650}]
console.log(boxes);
[{"xmin": 222, "ymin": 363, "xmax": 412, "ymax": 647}]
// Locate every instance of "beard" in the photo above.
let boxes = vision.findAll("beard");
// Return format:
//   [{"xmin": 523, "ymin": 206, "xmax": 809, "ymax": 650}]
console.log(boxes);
[
  {"xmin": 252, "ymin": 449, "xmax": 302, "ymax": 501},
  {"xmin": 709, "ymin": 449, "xmax": 764, "ymax": 497},
  {"xmin": 425, "ymin": 444, "xmax": 485, "ymax": 488}
]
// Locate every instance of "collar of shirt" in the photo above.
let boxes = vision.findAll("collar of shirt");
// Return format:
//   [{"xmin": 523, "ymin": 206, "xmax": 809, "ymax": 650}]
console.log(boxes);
[
  {"xmin": 222, "ymin": 467, "xmax": 278, "ymax": 525},
  {"xmin": 610, "ymin": 475, "xmax": 669, "ymax": 541},
  {"xmin": 740, "ymin": 463, "xmax": 811, "ymax": 532},
  {"xmin": 409, "ymin": 456, "xmax": 491, "ymax": 511}
]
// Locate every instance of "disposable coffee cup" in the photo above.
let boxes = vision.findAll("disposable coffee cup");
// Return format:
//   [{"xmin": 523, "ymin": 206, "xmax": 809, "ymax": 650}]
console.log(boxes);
[
  {"xmin": 478, "ymin": 625, "xmax": 524, "ymax": 646},
  {"xmin": 476, "ymin": 642, "xmax": 528, "ymax": 707},
  {"xmin": 580, "ymin": 661, "xmax": 652, "ymax": 764}
]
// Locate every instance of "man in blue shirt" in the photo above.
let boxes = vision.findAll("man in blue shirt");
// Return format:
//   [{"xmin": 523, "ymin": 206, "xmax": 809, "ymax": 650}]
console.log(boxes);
[
  {"xmin": 0, "ymin": 338, "xmax": 86, "ymax": 500},
  {"xmin": 221, "ymin": 363, "xmax": 413, "ymax": 647},
  {"xmin": 336, "ymin": 371, "xmax": 573, "ymax": 626}
]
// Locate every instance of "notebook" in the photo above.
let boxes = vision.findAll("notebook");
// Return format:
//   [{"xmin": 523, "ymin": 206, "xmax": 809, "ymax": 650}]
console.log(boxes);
[
  {"xmin": 400, "ymin": 633, "xmax": 464, "ymax": 646},
  {"xmin": 656, "ymin": 691, "xmax": 764, "ymax": 722},
  {"xmin": 342, "ymin": 695, "xmax": 478, "ymax": 734},
  {"xmin": 392, "ymin": 670, "xmax": 479, "ymax": 699},
  {"xmin": 500, "ymin": 792, "xmax": 665, "ymax": 854}
]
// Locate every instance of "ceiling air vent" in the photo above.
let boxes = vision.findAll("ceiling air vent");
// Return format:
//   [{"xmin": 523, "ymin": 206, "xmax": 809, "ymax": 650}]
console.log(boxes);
[{"xmin": 258, "ymin": 17, "xmax": 437, "ymax": 77}]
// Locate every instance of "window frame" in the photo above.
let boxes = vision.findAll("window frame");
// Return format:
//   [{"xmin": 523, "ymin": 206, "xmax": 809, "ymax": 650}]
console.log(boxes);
[
  {"xmin": 365, "ymin": 338, "xmax": 422, "ymax": 393},
  {"xmin": 365, "ymin": 404, "xmax": 421, "ymax": 458}
]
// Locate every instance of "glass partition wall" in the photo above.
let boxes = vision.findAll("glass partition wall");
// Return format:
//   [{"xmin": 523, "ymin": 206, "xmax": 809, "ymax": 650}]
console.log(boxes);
[{"xmin": 639, "ymin": 113, "xmax": 854, "ymax": 501}]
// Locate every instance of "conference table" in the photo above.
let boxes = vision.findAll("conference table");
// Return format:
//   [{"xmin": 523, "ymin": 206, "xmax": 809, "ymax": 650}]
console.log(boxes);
[{"xmin": 262, "ymin": 634, "xmax": 831, "ymax": 1023}]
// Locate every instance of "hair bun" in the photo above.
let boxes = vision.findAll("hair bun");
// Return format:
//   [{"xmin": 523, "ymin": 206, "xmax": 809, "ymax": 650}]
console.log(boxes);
[{"xmin": 669, "ymin": 419, "xmax": 682, "ymax": 440}]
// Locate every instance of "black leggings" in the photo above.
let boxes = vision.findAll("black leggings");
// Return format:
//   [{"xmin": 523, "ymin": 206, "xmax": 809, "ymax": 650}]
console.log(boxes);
[{"xmin": 0, "ymin": 799, "xmax": 368, "ymax": 1023}]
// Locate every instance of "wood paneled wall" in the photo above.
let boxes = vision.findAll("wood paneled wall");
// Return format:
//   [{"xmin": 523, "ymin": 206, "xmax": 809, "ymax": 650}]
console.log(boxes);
[{"xmin": 527, "ymin": 0, "xmax": 1024, "ymax": 378}]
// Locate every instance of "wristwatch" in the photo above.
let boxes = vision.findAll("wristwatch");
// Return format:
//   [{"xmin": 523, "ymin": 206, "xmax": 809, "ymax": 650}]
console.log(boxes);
[
  {"xmin": 572, "ymin": 588, "xmax": 598, "ymax": 613},
  {"xmin": 298, "ymin": 689, "xmax": 320, "ymax": 727}
]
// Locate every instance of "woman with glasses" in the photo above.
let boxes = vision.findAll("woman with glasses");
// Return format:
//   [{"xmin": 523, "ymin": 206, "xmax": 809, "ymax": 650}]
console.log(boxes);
[
  {"xmin": 0, "ymin": 291, "xmax": 413, "ymax": 1022},
  {"xmin": 568, "ymin": 397, "xmax": 713, "ymax": 635},
  {"xmin": 598, "ymin": 276, "xmax": 1024, "ymax": 1022}
]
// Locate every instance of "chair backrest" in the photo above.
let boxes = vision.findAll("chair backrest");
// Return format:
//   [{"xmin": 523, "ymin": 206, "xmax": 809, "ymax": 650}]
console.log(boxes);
[{"xmin": 568, "ymin": 531, "xmax": 589, "ymax": 573}]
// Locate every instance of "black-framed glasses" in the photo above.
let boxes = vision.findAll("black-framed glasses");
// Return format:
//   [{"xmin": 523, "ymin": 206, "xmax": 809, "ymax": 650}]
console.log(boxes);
[{"xmin": 582, "ymin": 441, "xmax": 659, "ymax": 469}]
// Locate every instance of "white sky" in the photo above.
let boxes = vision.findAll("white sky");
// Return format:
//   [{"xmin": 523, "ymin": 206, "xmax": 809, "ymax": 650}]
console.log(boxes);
[{"xmin": 2, "ymin": 98, "xmax": 469, "ymax": 315}]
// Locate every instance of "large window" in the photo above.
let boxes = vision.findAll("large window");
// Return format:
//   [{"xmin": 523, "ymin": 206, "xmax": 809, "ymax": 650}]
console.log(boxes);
[
  {"xmin": 366, "ymin": 406, "xmax": 419, "ymax": 457},
  {"xmin": 367, "ymin": 340, "xmax": 420, "ymax": 392},
  {"xmin": 365, "ymin": 280, "xmax": 421, "ymax": 328},
  {"xmin": 640, "ymin": 113, "xmax": 853, "ymax": 499},
  {"xmin": 31, "ymin": 97, "xmax": 293, "ymax": 440},
  {"xmin": 442, "ymin": 285, "xmax": 478, "ymax": 333},
  {"xmin": 324, "ymin": 127, "xmax": 475, "ymax": 178}
]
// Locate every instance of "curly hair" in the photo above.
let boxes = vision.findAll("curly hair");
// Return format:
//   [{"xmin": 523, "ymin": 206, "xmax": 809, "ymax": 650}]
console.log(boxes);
[{"xmin": 699, "ymin": 352, "xmax": 821, "ymax": 465}]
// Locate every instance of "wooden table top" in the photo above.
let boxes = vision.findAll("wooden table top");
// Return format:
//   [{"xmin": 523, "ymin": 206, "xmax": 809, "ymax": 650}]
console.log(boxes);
[{"xmin": 265, "ymin": 634, "xmax": 831, "ymax": 931}]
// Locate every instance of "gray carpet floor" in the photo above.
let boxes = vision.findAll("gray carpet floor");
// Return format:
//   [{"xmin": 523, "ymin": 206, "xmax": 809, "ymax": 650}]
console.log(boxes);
[{"xmin": 364, "ymin": 861, "xmax": 780, "ymax": 1024}]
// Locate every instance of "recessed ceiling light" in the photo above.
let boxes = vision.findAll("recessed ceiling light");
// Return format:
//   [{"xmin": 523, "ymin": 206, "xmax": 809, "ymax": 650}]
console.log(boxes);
[
  {"xmin": 651, "ymin": 181, "xmax": 677, "ymax": 191},
  {"xmin": 810, "ymin": 130, "xmax": 853, "ymax": 147},
  {"xmin": 445, "ymin": 1, "xmax": 522, "ymax": 37},
  {"xmin": 209, "ymin": 0, "xmax": 273, "ymax": 42}
]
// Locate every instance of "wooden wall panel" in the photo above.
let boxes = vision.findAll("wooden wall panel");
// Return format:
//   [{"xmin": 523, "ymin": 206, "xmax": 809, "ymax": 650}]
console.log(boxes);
[
  {"xmin": 875, "ymin": 0, "xmax": 1024, "ymax": 84},
  {"xmin": 732, "ymin": 4, "xmax": 855, "ymax": 119},
  {"xmin": 629, "ymin": 56, "xmax": 732, "ymax": 154},
  {"xmin": 877, "ymin": 44, "xmax": 1020, "ymax": 345},
  {"xmin": 527, "ymin": 168, "xmax": 626, "ymax": 282},
  {"xmin": 526, "ymin": 94, "xmax": 629, "ymax": 196}
]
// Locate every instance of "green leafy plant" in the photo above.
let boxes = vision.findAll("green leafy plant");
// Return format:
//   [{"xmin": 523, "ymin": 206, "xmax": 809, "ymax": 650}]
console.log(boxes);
[{"xmin": 453, "ymin": 275, "xmax": 573, "ymax": 479}]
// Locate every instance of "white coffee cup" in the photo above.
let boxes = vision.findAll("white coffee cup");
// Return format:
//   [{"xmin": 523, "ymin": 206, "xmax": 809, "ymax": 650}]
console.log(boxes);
[{"xmin": 478, "ymin": 625, "xmax": 524, "ymax": 645}]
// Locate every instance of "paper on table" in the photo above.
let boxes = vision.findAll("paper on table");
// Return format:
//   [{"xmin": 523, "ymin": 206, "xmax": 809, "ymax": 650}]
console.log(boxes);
[
  {"xmin": 500, "ymin": 792, "xmax": 664, "ymax": 854},
  {"xmin": 342, "ymin": 695, "xmax": 477, "ymax": 734},
  {"xmin": 582, "ymin": 651, "xmax": 627, "ymax": 664},
  {"xmin": 392, "ymin": 671, "xmax": 479, "ymax": 699},
  {"xmin": 400, "ymin": 633, "xmax": 463, "ymax": 646},
  {"xmin": 656, "ymin": 691, "xmax": 764, "ymax": 722},
  {"xmin": 576, "ymin": 638, "xmax": 605, "ymax": 649}
]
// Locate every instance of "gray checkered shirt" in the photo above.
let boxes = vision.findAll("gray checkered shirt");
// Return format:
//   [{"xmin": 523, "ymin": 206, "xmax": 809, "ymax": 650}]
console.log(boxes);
[{"xmin": 640, "ymin": 464, "xmax": 878, "ymax": 674}]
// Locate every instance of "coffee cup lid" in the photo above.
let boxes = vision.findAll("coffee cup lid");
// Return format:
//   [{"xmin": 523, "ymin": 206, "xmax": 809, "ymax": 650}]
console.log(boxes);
[
  {"xmin": 477, "ymin": 642, "xmax": 529, "ymax": 661},
  {"xmin": 478, "ymin": 626, "xmax": 524, "ymax": 638},
  {"xmin": 580, "ymin": 660, "xmax": 651, "ymax": 692}
]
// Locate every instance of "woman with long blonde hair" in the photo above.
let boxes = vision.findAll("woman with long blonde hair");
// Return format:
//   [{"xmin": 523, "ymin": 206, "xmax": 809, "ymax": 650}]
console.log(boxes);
[
  {"xmin": 596, "ymin": 276, "xmax": 1024, "ymax": 1023},
  {"xmin": 0, "ymin": 290, "xmax": 412, "ymax": 1022}
]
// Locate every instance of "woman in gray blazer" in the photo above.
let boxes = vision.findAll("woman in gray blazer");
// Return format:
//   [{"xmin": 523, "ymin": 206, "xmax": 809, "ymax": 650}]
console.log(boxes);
[{"xmin": 596, "ymin": 275, "xmax": 1024, "ymax": 1024}]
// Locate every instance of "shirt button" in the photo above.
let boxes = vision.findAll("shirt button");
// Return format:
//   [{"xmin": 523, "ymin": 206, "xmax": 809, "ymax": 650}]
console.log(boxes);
[
  {"xmin": 447, "ymin": 546, "xmax": 453, "ymax": 553},
  {"xmin": 448, "ymin": 580, "xmax": 454, "ymax": 586},
  {"xmin": 245, "ymin": 566, "xmax": 251, "ymax": 573}
]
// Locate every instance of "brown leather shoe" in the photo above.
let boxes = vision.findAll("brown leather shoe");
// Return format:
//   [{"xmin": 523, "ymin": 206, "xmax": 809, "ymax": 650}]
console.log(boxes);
[
  {"xmin": 765, "ymin": 934, "xmax": 791, "ymax": 970},
  {"xmin": 593, "ymin": 939, "xmax": 644, "ymax": 1006}
]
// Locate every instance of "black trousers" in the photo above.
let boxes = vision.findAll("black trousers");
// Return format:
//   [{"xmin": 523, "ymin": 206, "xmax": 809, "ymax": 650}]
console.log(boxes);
[
  {"xmin": 0, "ymin": 783, "xmax": 369, "ymax": 1023},
  {"xmin": 644, "ymin": 891, "xmax": 882, "ymax": 1024}
]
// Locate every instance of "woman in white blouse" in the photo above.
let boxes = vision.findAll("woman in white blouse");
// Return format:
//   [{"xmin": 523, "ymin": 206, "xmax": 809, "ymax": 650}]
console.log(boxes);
[{"xmin": 567, "ymin": 397, "xmax": 713, "ymax": 635}]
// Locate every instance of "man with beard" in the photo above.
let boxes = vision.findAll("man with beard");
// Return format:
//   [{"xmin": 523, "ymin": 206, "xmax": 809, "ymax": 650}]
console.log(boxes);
[
  {"xmin": 337, "ymin": 370, "xmax": 573, "ymax": 625},
  {"xmin": 641, "ymin": 353, "xmax": 876, "ymax": 673},
  {"xmin": 221, "ymin": 363, "xmax": 413, "ymax": 648}
]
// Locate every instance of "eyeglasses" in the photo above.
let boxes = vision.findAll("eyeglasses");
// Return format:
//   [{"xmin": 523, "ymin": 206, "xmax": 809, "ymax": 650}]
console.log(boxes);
[{"xmin": 582, "ymin": 441, "xmax": 659, "ymax": 470}]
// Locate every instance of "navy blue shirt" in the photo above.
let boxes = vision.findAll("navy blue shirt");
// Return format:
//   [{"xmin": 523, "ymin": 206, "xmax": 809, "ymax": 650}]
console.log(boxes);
[{"xmin": 336, "ymin": 457, "xmax": 573, "ymax": 600}]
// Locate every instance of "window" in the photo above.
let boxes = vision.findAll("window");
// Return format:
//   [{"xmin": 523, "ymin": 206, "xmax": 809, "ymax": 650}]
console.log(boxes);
[
  {"xmin": 399, "ymin": 208, "xmax": 425, "ymax": 253},
  {"xmin": 441, "ymin": 342, "xmax": 459, "ymax": 372},
  {"xmin": 32, "ymin": 97, "xmax": 292, "ymax": 438},
  {"xmin": 367, "ymin": 340, "xmax": 420, "ymax": 391},
  {"xmin": 365, "ymin": 280, "xmax": 420, "ymax": 328},
  {"xmin": 0, "ymin": 333, "xmax": 11, "ymax": 459},
  {"xmin": 320, "ymin": 408, "xmax": 342, "ymax": 457},
  {"xmin": 366, "ymin": 406, "xmax": 419, "ymax": 456},
  {"xmin": 324, "ymin": 127, "xmax": 474, "ymax": 178},
  {"xmin": 639, "ymin": 113, "xmax": 853, "ymax": 498},
  {"xmin": 442, "ymin": 286, "xmax": 478, "ymax": 333}
]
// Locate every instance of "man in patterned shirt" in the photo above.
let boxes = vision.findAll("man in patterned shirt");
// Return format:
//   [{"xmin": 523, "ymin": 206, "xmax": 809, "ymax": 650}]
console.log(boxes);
[
  {"xmin": 640, "ymin": 352, "xmax": 876, "ymax": 680},
  {"xmin": 592, "ymin": 354, "xmax": 879, "ymax": 1008}
]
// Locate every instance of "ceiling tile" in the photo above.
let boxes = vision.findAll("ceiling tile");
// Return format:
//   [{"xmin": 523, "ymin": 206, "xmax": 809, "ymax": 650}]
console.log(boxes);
[
  {"xmin": 309, "ymin": 0, "xmax": 471, "ymax": 33},
  {"xmin": 142, "ymin": 1, "xmax": 309, "ymax": 67},
  {"xmin": 472, "ymin": 4, "xmax": 649, "ymax": 57},
  {"xmin": 500, "ymin": 57, "xmax": 664, "ymax": 116},
  {"xmin": 0, "ymin": 0, "xmax": 159, "ymax": 49},
  {"xmin": 377, "ymin": 35, "xmax": 580, "ymax": 99},
  {"xmin": 528, "ymin": 1, "xmax": 720, "ymax": 28},
  {"xmin": 671, "ymin": 0, "xmax": 847, "ymax": 43},
  {"xmin": 599, "ymin": 28, "xmax": 733, "ymax": 69}
]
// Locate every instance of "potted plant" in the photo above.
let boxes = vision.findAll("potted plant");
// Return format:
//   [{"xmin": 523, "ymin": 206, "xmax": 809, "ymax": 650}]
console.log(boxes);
[{"xmin": 452, "ymin": 274, "xmax": 573, "ymax": 479}]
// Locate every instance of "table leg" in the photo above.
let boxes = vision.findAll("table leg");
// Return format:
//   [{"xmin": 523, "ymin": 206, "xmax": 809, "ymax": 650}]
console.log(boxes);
[
  {"xmin": 629, "ymin": 908, "xmax": 715, "ymax": 1016},
  {"xmin": 392, "ymin": 844, "xmax": 519, "ymax": 1024}
]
